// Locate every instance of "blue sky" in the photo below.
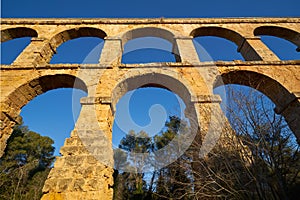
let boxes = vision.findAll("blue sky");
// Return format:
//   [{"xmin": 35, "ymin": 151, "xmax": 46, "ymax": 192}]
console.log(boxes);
[
  {"xmin": 2, "ymin": 0, "xmax": 300, "ymax": 18},
  {"xmin": 1, "ymin": 0, "xmax": 300, "ymax": 156}
]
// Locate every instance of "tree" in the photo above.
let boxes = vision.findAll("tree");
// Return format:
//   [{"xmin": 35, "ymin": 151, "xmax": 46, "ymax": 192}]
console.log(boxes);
[
  {"xmin": 187, "ymin": 86, "xmax": 299, "ymax": 199},
  {"xmin": 114, "ymin": 130, "xmax": 152, "ymax": 199},
  {"xmin": 224, "ymin": 86, "xmax": 300, "ymax": 199},
  {"xmin": 113, "ymin": 116, "xmax": 193, "ymax": 200},
  {"xmin": 153, "ymin": 116, "xmax": 193, "ymax": 200},
  {"xmin": 0, "ymin": 122, "xmax": 55, "ymax": 200}
]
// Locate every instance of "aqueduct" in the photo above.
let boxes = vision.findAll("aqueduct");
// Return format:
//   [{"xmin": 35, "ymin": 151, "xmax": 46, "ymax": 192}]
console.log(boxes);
[{"xmin": 1, "ymin": 18, "xmax": 300, "ymax": 199}]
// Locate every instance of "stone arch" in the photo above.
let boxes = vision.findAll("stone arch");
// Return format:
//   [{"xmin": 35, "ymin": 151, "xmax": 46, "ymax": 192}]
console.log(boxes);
[
  {"xmin": 1, "ymin": 27, "xmax": 38, "ymax": 42},
  {"xmin": 50, "ymin": 27, "xmax": 107, "ymax": 48},
  {"xmin": 120, "ymin": 27, "xmax": 175, "ymax": 47},
  {"xmin": 119, "ymin": 27, "xmax": 178, "ymax": 62},
  {"xmin": 0, "ymin": 74, "xmax": 88, "ymax": 156},
  {"xmin": 107, "ymin": 70, "xmax": 203, "ymax": 142},
  {"xmin": 6, "ymin": 74, "xmax": 88, "ymax": 113},
  {"xmin": 190, "ymin": 27, "xmax": 260, "ymax": 61},
  {"xmin": 190, "ymin": 27, "xmax": 244, "ymax": 45},
  {"xmin": 111, "ymin": 71, "xmax": 200, "ymax": 111},
  {"xmin": 47, "ymin": 27, "xmax": 107, "ymax": 62},
  {"xmin": 254, "ymin": 26, "xmax": 300, "ymax": 50},
  {"xmin": 214, "ymin": 70, "xmax": 300, "ymax": 143},
  {"xmin": 109, "ymin": 71, "xmax": 200, "ymax": 146}
]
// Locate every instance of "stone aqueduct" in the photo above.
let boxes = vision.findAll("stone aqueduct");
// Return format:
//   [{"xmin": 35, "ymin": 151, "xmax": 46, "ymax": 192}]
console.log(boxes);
[{"xmin": 1, "ymin": 18, "xmax": 300, "ymax": 199}]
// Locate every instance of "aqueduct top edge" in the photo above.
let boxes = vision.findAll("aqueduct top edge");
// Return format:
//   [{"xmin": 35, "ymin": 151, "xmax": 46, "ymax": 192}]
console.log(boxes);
[{"xmin": 1, "ymin": 17, "xmax": 300, "ymax": 25}]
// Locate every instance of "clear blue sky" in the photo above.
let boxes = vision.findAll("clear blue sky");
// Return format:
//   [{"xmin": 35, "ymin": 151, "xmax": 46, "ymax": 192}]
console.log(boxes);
[
  {"xmin": 1, "ymin": 0, "xmax": 299, "ymax": 156},
  {"xmin": 2, "ymin": 0, "xmax": 300, "ymax": 18}
]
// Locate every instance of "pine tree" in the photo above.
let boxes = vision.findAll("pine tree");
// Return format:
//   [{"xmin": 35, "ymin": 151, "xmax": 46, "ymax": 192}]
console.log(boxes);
[{"xmin": 0, "ymin": 122, "xmax": 55, "ymax": 200}]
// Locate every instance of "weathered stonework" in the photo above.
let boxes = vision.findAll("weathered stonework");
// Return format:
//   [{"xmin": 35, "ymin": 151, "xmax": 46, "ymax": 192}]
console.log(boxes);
[{"xmin": 1, "ymin": 18, "xmax": 300, "ymax": 200}]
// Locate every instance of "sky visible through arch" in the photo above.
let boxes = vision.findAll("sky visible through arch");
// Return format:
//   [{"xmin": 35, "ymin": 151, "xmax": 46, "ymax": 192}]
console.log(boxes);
[{"xmin": 1, "ymin": 0, "xmax": 300, "ymax": 156}]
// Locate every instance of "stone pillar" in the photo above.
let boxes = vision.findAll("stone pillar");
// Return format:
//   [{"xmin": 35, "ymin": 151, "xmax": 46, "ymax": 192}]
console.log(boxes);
[
  {"xmin": 173, "ymin": 36, "xmax": 201, "ymax": 64},
  {"xmin": 188, "ymin": 95, "xmax": 226, "ymax": 156},
  {"xmin": 99, "ymin": 37, "xmax": 122, "ymax": 65},
  {"xmin": 12, "ymin": 37, "xmax": 54, "ymax": 67},
  {"xmin": 188, "ymin": 96, "xmax": 225, "ymax": 188},
  {"xmin": 41, "ymin": 98, "xmax": 114, "ymax": 200},
  {"xmin": 0, "ymin": 89, "xmax": 30, "ymax": 157},
  {"xmin": 188, "ymin": 95, "xmax": 251, "ymax": 196},
  {"xmin": 0, "ymin": 110, "xmax": 21, "ymax": 157},
  {"xmin": 237, "ymin": 36, "xmax": 280, "ymax": 61}
]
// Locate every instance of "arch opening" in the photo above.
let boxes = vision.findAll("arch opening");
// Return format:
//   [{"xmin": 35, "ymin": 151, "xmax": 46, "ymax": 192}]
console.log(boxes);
[
  {"xmin": 214, "ymin": 70, "xmax": 300, "ymax": 143},
  {"xmin": 2, "ymin": 74, "xmax": 88, "ymax": 143},
  {"xmin": 191, "ymin": 27, "xmax": 260, "ymax": 61},
  {"xmin": 122, "ymin": 37, "xmax": 177, "ymax": 64},
  {"xmin": 102, "ymin": 72, "xmax": 203, "ymax": 194},
  {"xmin": 121, "ymin": 27, "xmax": 178, "ymax": 63},
  {"xmin": 50, "ymin": 37, "xmax": 105, "ymax": 64},
  {"xmin": 110, "ymin": 72, "xmax": 198, "ymax": 172},
  {"xmin": 1, "ymin": 27, "xmax": 38, "ymax": 64},
  {"xmin": 112, "ymin": 85, "xmax": 194, "ymax": 198},
  {"xmin": 254, "ymin": 26, "xmax": 300, "ymax": 48},
  {"xmin": 259, "ymin": 36, "xmax": 299, "ymax": 60},
  {"xmin": 254, "ymin": 26, "xmax": 300, "ymax": 60},
  {"xmin": 214, "ymin": 83, "xmax": 299, "ymax": 199},
  {"xmin": 111, "ymin": 73, "xmax": 193, "ymax": 110},
  {"xmin": 1, "ymin": 37, "xmax": 32, "ymax": 64},
  {"xmin": 193, "ymin": 36, "xmax": 244, "ymax": 61},
  {"xmin": 113, "ymin": 86, "xmax": 188, "ymax": 149},
  {"xmin": 48, "ymin": 27, "xmax": 107, "ymax": 63},
  {"xmin": 20, "ymin": 88, "xmax": 87, "ymax": 156},
  {"xmin": 121, "ymin": 27, "xmax": 175, "ymax": 45}
]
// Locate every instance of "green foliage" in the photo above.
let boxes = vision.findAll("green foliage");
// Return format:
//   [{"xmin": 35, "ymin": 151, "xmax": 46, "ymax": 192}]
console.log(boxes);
[
  {"xmin": 119, "ymin": 130, "xmax": 152, "ymax": 154},
  {"xmin": 114, "ymin": 130, "xmax": 151, "ymax": 199},
  {"xmin": 153, "ymin": 116, "xmax": 192, "ymax": 199},
  {"xmin": 113, "ymin": 116, "xmax": 193, "ymax": 200},
  {"xmin": 0, "ymin": 123, "xmax": 55, "ymax": 200}
]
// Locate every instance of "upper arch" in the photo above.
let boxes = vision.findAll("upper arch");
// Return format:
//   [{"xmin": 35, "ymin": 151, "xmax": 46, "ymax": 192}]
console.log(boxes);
[
  {"xmin": 120, "ymin": 27, "xmax": 175, "ymax": 47},
  {"xmin": 49, "ymin": 27, "xmax": 107, "ymax": 50},
  {"xmin": 0, "ymin": 73, "xmax": 88, "ymax": 158},
  {"xmin": 214, "ymin": 69, "xmax": 300, "ymax": 143},
  {"xmin": 254, "ymin": 26, "xmax": 300, "ymax": 48},
  {"xmin": 4, "ymin": 74, "xmax": 88, "ymax": 116},
  {"xmin": 190, "ymin": 26, "xmax": 263, "ymax": 61},
  {"xmin": 190, "ymin": 26, "xmax": 245, "ymax": 47},
  {"xmin": 214, "ymin": 70, "xmax": 296, "ymax": 112},
  {"xmin": 1, "ymin": 27, "xmax": 38, "ymax": 42},
  {"xmin": 111, "ymin": 71, "xmax": 195, "ymax": 110}
]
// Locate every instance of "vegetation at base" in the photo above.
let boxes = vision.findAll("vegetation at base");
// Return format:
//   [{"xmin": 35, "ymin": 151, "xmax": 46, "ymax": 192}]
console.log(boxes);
[
  {"xmin": 0, "ymin": 123, "xmax": 55, "ymax": 200},
  {"xmin": 113, "ymin": 88, "xmax": 300, "ymax": 200}
]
